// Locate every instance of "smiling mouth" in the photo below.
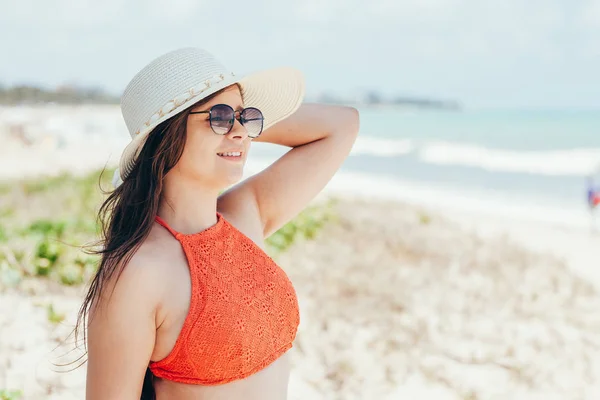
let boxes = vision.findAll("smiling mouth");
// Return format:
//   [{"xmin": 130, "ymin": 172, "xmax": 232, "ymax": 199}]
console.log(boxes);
[{"xmin": 217, "ymin": 151, "xmax": 243, "ymax": 160}]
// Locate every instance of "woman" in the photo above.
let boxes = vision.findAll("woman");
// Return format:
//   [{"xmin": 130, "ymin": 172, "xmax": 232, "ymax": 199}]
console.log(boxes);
[{"xmin": 79, "ymin": 47, "xmax": 359, "ymax": 399}]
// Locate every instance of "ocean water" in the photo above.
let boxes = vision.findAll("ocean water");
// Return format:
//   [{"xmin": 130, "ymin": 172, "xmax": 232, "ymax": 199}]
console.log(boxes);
[
  {"xmin": 4, "ymin": 104, "xmax": 600, "ymax": 226},
  {"xmin": 352, "ymin": 108, "xmax": 600, "ymax": 207},
  {"xmin": 251, "ymin": 107, "xmax": 600, "ymax": 223}
]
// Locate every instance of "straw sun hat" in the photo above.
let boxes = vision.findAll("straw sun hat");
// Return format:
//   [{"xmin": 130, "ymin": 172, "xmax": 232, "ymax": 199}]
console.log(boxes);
[{"xmin": 112, "ymin": 47, "xmax": 305, "ymax": 187}]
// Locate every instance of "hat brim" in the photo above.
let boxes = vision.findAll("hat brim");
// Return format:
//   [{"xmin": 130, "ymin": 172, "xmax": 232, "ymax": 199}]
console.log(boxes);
[{"xmin": 114, "ymin": 67, "xmax": 304, "ymax": 185}]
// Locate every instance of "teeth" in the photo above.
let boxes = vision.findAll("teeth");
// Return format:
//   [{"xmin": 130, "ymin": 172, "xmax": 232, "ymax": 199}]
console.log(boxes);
[{"xmin": 218, "ymin": 152, "xmax": 241, "ymax": 157}]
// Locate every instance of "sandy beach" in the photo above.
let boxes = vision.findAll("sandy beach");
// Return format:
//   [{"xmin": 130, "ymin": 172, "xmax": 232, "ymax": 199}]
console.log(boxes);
[
  {"xmin": 2, "ymin": 197, "xmax": 600, "ymax": 399},
  {"xmin": 1, "ymin": 105, "xmax": 600, "ymax": 399}
]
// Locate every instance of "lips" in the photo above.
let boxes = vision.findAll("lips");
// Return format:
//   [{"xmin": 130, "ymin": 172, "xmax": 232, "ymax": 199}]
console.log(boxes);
[{"xmin": 217, "ymin": 151, "xmax": 242, "ymax": 157}]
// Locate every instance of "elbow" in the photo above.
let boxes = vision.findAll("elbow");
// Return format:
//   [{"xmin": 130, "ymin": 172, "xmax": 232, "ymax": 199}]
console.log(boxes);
[
  {"xmin": 329, "ymin": 106, "xmax": 360, "ymax": 150},
  {"xmin": 323, "ymin": 105, "xmax": 360, "ymax": 143},
  {"xmin": 345, "ymin": 106, "xmax": 360, "ymax": 137},
  {"xmin": 339, "ymin": 106, "xmax": 360, "ymax": 140}
]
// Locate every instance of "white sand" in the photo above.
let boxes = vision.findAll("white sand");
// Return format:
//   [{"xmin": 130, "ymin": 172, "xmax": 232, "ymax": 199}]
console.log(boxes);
[{"xmin": 4, "ymin": 197, "xmax": 599, "ymax": 400}]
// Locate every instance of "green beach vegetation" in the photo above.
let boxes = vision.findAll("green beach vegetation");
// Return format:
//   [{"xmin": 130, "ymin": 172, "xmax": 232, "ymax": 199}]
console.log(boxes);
[{"xmin": 0, "ymin": 168, "xmax": 334, "ymax": 290}]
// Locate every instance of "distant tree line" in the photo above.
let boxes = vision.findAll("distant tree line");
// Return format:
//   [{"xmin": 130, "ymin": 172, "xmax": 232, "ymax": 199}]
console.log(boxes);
[
  {"xmin": 0, "ymin": 84, "xmax": 461, "ymax": 110},
  {"xmin": 315, "ymin": 90, "xmax": 462, "ymax": 110},
  {"xmin": 0, "ymin": 84, "xmax": 120, "ymax": 105}
]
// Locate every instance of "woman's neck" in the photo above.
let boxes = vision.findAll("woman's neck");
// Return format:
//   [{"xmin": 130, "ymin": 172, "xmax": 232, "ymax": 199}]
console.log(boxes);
[{"xmin": 157, "ymin": 175, "xmax": 220, "ymax": 235}]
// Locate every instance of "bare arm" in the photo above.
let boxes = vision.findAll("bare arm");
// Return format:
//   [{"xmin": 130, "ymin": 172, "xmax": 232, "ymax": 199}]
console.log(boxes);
[
  {"xmin": 244, "ymin": 103, "xmax": 360, "ymax": 236},
  {"xmin": 85, "ymin": 258, "xmax": 161, "ymax": 399}
]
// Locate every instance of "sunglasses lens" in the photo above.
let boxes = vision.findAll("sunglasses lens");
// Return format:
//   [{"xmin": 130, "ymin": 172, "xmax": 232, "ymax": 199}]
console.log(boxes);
[
  {"xmin": 210, "ymin": 105, "xmax": 234, "ymax": 135},
  {"xmin": 241, "ymin": 108, "xmax": 264, "ymax": 138}
]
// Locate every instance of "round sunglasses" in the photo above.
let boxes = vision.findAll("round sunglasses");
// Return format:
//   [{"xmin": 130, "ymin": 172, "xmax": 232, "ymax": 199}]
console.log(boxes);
[{"xmin": 189, "ymin": 104, "xmax": 264, "ymax": 138}]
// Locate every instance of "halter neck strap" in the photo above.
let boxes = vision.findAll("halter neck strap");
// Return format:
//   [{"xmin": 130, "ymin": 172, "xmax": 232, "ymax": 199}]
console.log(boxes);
[
  {"xmin": 154, "ymin": 215, "xmax": 180, "ymax": 237},
  {"xmin": 154, "ymin": 213, "xmax": 224, "ymax": 239}
]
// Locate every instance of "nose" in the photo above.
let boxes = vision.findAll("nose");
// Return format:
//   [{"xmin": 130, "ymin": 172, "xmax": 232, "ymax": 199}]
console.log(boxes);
[{"xmin": 225, "ymin": 115, "xmax": 249, "ymax": 141}]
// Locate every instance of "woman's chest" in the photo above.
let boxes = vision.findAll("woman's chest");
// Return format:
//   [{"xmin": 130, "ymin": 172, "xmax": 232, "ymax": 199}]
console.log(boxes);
[{"xmin": 153, "ymin": 235, "xmax": 299, "ymax": 364}]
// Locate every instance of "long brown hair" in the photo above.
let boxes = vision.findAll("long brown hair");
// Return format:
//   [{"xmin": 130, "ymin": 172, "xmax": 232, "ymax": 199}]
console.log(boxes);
[{"xmin": 76, "ymin": 88, "xmax": 228, "ymax": 399}]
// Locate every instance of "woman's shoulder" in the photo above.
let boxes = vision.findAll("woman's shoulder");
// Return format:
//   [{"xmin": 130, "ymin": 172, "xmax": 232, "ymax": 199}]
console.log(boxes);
[
  {"xmin": 130, "ymin": 224, "xmax": 187, "ymax": 279},
  {"xmin": 88, "ymin": 227, "xmax": 177, "ymax": 330},
  {"xmin": 109, "ymin": 226, "xmax": 186, "ymax": 307}
]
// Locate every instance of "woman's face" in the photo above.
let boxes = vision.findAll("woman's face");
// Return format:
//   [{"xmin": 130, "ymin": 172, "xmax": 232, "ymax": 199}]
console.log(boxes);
[{"xmin": 173, "ymin": 85, "xmax": 252, "ymax": 190}]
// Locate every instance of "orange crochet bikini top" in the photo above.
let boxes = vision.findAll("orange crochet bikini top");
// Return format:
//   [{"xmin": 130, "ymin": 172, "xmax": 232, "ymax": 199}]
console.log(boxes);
[{"xmin": 149, "ymin": 213, "xmax": 300, "ymax": 385}]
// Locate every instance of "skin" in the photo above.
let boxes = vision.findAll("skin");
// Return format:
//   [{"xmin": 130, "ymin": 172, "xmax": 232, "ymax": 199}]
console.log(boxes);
[{"xmin": 85, "ymin": 85, "xmax": 360, "ymax": 399}]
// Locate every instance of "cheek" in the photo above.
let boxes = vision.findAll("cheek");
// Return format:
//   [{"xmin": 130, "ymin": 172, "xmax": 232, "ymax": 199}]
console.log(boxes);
[{"xmin": 179, "ymin": 132, "xmax": 217, "ymax": 174}]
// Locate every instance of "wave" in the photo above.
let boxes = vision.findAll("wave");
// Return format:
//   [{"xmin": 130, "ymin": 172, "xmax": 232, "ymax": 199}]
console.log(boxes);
[
  {"xmin": 347, "ymin": 135, "xmax": 600, "ymax": 176},
  {"xmin": 351, "ymin": 137, "xmax": 414, "ymax": 157},
  {"xmin": 418, "ymin": 141, "xmax": 600, "ymax": 176}
]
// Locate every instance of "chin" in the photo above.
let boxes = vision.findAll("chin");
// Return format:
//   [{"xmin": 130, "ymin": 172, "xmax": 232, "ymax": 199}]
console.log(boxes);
[
  {"xmin": 226, "ymin": 171, "xmax": 245, "ymax": 186},
  {"xmin": 218, "ymin": 168, "xmax": 245, "ymax": 189}
]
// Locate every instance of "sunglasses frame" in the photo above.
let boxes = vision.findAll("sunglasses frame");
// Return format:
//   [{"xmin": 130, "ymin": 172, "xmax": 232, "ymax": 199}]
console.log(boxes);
[{"xmin": 189, "ymin": 104, "xmax": 264, "ymax": 138}]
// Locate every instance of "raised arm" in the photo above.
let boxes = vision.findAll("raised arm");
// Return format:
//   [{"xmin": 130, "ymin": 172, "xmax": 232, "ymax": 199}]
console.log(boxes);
[
  {"xmin": 85, "ymin": 258, "xmax": 161, "ymax": 400},
  {"xmin": 243, "ymin": 103, "xmax": 359, "ymax": 237}
]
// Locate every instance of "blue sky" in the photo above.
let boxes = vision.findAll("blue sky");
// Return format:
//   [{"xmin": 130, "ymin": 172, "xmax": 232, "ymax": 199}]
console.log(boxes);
[{"xmin": 1, "ymin": 0, "xmax": 599, "ymax": 109}]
